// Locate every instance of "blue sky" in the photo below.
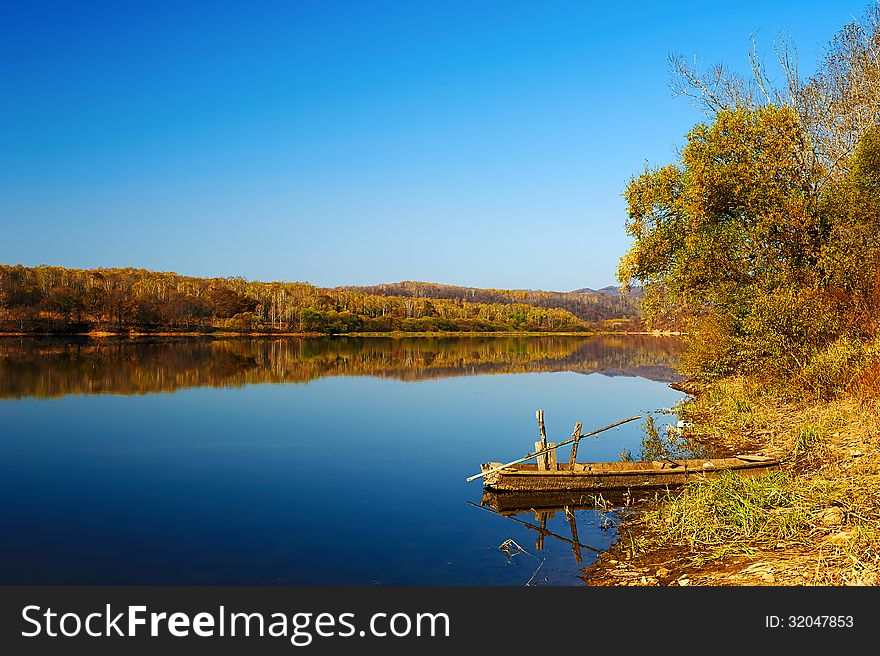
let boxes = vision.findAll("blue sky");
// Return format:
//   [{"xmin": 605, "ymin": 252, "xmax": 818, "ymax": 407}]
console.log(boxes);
[{"xmin": 0, "ymin": 1, "xmax": 872, "ymax": 290}]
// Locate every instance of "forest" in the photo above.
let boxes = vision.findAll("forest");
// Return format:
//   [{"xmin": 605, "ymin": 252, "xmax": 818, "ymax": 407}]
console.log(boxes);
[
  {"xmin": 0, "ymin": 264, "xmax": 642, "ymax": 335},
  {"xmin": 618, "ymin": 3, "xmax": 880, "ymax": 397}
]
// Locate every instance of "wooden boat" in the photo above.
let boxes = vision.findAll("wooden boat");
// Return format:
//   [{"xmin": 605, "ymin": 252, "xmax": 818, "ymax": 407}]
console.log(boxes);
[
  {"xmin": 468, "ymin": 411, "xmax": 780, "ymax": 494},
  {"xmin": 479, "ymin": 454, "xmax": 779, "ymax": 493}
]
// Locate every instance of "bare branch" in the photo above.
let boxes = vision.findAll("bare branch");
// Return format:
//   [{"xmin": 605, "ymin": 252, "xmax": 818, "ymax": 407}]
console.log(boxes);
[{"xmin": 668, "ymin": 52, "xmax": 727, "ymax": 115}]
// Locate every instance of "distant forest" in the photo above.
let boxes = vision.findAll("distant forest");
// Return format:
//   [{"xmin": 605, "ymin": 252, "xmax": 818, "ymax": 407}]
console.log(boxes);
[{"xmin": 0, "ymin": 264, "xmax": 643, "ymax": 335}]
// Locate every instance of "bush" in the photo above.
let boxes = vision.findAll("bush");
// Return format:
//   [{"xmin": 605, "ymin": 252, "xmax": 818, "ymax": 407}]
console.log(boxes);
[
  {"xmin": 678, "ymin": 311, "xmax": 741, "ymax": 381},
  {"xmin": 222, "ymin": 312, "xmax": 260, "ymax": 331},
  {"xmin": 798, "ymin": 337, "xmax": 865, "ymax": 400},
  {"xmin": 846, "ymin": 337, "xmax": 880, "ymax": 398},
  {"xmin": 738, "ymin": 286, "xmax": 843, "ymax": 378}
]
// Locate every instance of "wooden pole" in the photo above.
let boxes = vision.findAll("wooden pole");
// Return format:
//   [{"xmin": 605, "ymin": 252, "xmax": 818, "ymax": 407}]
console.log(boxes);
[
  {"xmin": 466, "ymin": 415, "xmax": 642, "ymax": 482},
  {"xmin": 537, "ymin": 410, "xmax": 547, "ymax": 446},
  {"xmin": 536, "ymin": 410, "xmax": 548, "ymax": 470},
  {"xmin": 568, "ymin": 422, "xmax": 583, "ymax": 468}
]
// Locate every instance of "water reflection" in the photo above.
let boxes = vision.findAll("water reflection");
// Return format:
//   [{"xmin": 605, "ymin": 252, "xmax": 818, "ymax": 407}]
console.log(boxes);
[
  {"xmin": 0, "ymin": 334, "xmax": 684, "ymax": 399},
  {"xmin": 471, "ymin": 499, "xmax": 602, "ymax": 561},
  {"xmin": 0, "ymin": 334, "xmax": 687, "ymax": 585},
  {"xmin": 472, "ymin": 490, "xmax": 638, "ymax": 583}
]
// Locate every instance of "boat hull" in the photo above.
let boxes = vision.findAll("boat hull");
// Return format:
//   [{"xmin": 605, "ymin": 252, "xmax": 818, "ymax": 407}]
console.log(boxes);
[{"xmin": 480, "ymin": 456, "xmax": 779, "ymax": 493}]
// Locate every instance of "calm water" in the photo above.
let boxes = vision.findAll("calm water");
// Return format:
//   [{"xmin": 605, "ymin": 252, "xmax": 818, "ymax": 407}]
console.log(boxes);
[{"xmin": 0, "ymin": 335, "xmax": 686, "ymax": 585}]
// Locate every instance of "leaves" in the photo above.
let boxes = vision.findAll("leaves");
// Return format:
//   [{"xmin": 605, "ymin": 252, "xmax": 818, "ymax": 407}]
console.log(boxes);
[{"xmin": 621, "ymin": 45, "xmax": 880, "ymax": 383}]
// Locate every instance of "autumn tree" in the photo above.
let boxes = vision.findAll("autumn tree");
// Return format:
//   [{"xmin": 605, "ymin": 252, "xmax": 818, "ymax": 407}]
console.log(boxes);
[{"xmin": 619, "ymin": 3, "xmax": 880, "ymax": 385}]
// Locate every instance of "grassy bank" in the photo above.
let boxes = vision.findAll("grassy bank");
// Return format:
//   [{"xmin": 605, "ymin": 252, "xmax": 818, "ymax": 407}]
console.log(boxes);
[{"xmin": 583, "ymin": 377, "xmax": 880, "ymax": 586}]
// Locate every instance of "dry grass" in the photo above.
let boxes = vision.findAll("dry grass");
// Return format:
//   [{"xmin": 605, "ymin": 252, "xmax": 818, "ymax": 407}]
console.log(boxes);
[{"xmin": 584, "ymin": 377, "xmax": 880, "ymax": 586}]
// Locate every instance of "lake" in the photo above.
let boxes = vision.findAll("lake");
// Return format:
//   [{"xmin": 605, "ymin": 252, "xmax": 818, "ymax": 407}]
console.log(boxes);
[{"xmin": 0, "ymin": 334, "xmax": 687, "ymax": 585}]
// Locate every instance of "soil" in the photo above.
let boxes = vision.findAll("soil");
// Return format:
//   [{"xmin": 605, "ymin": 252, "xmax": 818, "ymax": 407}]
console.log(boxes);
[{"xmin": 581, "ymin": 516, "xmax": 831, "ymax": 586}]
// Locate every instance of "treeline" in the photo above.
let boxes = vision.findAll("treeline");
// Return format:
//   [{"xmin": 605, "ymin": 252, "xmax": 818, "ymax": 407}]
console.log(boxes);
[
  {"xmin": 0, "ymin": 265, "xmax": 642, "ymax": 335},
  {"xmin": 619, "ymin": 3, "xmax": 880, "ymax": 397},
  {"xmin": 336, "ymin": 281, "xmax": 641, "ymax": 323}
]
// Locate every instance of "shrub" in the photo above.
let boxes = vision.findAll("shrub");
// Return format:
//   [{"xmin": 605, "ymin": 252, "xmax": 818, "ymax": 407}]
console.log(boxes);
[
  {"xmin": 678, "ymin": 311, "xmax": 742, "ymax": 381},
  {"xmin": 798, "ymin": 337, "xmax": 865, "ymax": 400},
  {"xmin": 738, "ymin": 286, "xmax": 843, "ymax": 378}
]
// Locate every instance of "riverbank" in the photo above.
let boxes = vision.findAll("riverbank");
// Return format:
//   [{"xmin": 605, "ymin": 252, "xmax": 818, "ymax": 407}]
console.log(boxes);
[{"xmin": 582, "ymin": 376, "xmax": 880, "ymax": 586}]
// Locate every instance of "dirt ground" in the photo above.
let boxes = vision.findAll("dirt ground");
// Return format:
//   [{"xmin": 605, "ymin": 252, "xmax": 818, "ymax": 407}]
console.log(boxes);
[{"xmin": 581, "ymin": 521, "xmax": 861, "ymax": 586}]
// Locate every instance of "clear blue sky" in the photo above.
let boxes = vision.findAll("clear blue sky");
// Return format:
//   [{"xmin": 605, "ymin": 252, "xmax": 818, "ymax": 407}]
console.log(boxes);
[{"xmin": 0, "ymin": 0, "xmax": 872, "ymax": 291}]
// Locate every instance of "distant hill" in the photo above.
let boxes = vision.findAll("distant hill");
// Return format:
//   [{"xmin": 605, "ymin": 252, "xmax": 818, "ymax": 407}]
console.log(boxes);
[
  {"xmin": 570, "ymin": 285, "xmax": 645, "ymax": 298},
  {"xmin": 335, "ymin": 281, "xmax": 642, "ymax": 324}
]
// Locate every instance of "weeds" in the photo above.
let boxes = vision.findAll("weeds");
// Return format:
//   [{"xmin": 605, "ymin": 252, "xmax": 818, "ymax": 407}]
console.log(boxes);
[
  {"xmin": 595, "ymin": 379, "xmax": 880, "ymax": 585},
  {"xmin": 793, "ymin": 424, "xmax": 824, "ymax": 458},
  {"xmin": 637, "ymin": 414, "xmax": 706, "ymax": 460},
  {"xmin": 648, "ymin": 470, "xmax": 820, "ymax": 552}
]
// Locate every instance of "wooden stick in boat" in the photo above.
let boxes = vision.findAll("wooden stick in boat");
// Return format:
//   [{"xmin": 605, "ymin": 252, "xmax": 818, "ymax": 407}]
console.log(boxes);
[
  {"xmin": 466, "ymin": 501, "xmax": 601, "ymax": 553},
  {"xmin": 536, "ymin": 410, "xmax": 548, "ymax": 470},
  {"xmin": 568, "ymin": 422, "xmax": 583, "ymax": 469},
  {"xmin": 465, "ymin": 415, "xmax": 642, "ymax": 482}
]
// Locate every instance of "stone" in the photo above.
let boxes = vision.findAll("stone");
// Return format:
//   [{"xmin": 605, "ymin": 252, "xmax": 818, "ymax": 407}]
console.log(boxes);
[
  {"xmin": 818, "ymin": 507, "xmax": 845, "ymax": 527},
  {"xmin": 824, "ymin": 531, "xmax": 853, "ymax": 545}
]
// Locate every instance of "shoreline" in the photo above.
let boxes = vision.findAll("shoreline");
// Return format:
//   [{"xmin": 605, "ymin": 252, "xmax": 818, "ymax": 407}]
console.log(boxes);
[
  {"xmin": 581, "ymin": 377, "xmax": 880, "ymax": 587},
  {"xmin": 0, "ymin": 329, "xmax": 684, "ymax": 339}
]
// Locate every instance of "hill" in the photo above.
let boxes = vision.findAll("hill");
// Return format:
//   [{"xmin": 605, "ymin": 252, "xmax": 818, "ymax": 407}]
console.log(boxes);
[
  {"xmin": 335, "ymin": 281, "xmax": 641, "ymax": 324},
  {"xmin": 570, "ymin": 285, "xmax": 645, "ymax": 298}
]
